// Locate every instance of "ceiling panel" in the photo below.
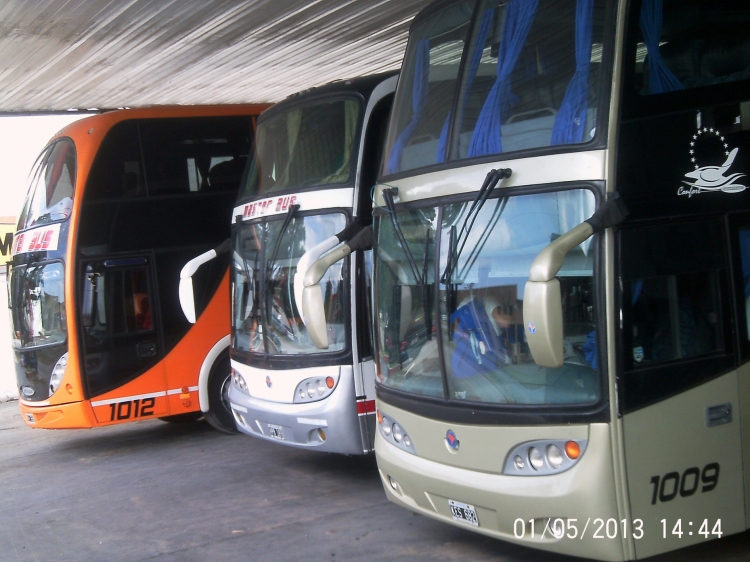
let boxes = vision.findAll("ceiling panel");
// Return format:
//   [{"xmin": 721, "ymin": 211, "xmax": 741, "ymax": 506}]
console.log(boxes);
[{"xmin": 0, "ymin": 0, "xmax": 430, "ymax": 112}]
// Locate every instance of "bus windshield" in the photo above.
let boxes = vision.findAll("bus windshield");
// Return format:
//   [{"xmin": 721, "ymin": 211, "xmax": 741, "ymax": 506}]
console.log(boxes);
[
  {"xmin": 17, "ymin": 139, "xmax": 76, "ymax": 231},
  {"xmin": 375, "ymin": 188, "xmax": 599, "ymax": 406},
  {"xmin": 239, "ymin": 97, "xmax": 361, "ymax": 200},
  {"xmin": 383, "ymin": 0, "xmax": 606, "ymax": 175},
  {"xmin": 233, "ymin": 212, "xmax": 348, "ymax": 356},
  {"xmin": 10, "ymin": 261, "xmax": 66, "ymax": 350}
]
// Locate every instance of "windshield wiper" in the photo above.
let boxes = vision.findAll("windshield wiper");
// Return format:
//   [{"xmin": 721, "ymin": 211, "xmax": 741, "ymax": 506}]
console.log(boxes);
[
  {"xmin": 440, "ymin": 168, "xmax": 511, "ymax": 286},
  {"xmin": 263, "ymin": 204, "xmax": 299, "ymax": 335},
  {"xmin": 382, "ymin": 187, "xmax": 423, "ymax": 286}
]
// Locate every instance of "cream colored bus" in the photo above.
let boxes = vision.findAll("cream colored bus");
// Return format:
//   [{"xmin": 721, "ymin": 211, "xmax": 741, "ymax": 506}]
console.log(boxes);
[{"xmin": 300, "ymin": 0, "xmax": 750, "ymax": 558}]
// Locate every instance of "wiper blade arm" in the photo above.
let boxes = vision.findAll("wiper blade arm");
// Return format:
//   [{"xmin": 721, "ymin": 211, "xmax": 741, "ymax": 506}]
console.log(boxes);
[
  {"xmin": 382, "ymin": 187, "xmax": 423, "ymax": 286},
  {"xmin": 441, "ymin": 168, "xmax": 511, "ymax": 284}
]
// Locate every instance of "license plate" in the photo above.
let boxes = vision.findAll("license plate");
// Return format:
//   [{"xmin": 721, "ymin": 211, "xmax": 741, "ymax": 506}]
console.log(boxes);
[
  {"xmin": 268, "ymin": 424, "xmax": 285, "ymax": 440},
  {"xmin": 449, "ymin": 499, "xmax": 478, "ymax": 526}
]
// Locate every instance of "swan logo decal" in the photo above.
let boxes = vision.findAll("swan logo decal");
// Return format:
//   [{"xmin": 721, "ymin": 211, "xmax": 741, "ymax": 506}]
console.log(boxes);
[{"xmin": 678, "ymin": 128, "xmax": 746, "ymax": 197}]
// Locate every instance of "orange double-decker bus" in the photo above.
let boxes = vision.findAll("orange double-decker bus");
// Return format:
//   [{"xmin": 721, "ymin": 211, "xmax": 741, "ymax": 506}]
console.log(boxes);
[{"xmin": 9, "ymin": 104, "xmax": 268, "ymax": 432}]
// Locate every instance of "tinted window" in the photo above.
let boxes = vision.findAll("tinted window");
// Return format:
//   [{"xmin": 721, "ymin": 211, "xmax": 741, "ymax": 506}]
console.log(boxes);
[
  {"xmin": 631, "ymin": 0, "xmax": 750, "ymax": 96},
  {"xmin": 619, "ymin": 220, "xmax": 732, "ymax": 411},
  {"xmin": 239, "ymin": 98, "xmax": 361, "ymax": 200}
]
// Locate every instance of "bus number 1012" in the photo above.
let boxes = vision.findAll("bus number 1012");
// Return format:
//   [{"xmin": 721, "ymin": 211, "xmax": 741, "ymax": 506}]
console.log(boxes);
[{"xmin": 108, "ymin": 398, "xmax": 155, "ymax": 421}]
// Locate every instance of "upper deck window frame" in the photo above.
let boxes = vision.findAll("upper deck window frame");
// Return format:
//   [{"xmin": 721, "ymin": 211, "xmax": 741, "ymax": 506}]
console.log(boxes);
[{"xmin": 380, "ymin": 0, "xmax": 617, "ymax": 181}]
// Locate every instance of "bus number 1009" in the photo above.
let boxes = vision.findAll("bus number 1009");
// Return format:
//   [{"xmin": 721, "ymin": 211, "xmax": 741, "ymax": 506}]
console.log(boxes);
[
  {"xmin": 650, "ymin": 463, "xmax": 719, "ymax": 505},
  {"xmin": 108, "ymin": 398, "xmax": 155, "ymax": 421}
]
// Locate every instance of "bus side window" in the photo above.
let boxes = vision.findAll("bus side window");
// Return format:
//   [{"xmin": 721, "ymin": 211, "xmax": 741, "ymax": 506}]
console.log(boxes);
[
  {"xmin": 619, "ymin": 219, "xmax": 733, "ymax": 413},
  {"xmin": 737, "ymin": 228, "xmax": 750, "ymax": 338}
]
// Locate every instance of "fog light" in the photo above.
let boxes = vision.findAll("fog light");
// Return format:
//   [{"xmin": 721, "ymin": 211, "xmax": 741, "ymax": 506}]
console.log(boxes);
[
  {"xmin": 388, "ymin": 476, "xmax": 399, "ymax": 491},
  {"xmin": 546, "ymin": 444, "xmax": 564, "ymax": 469},
  {"xmin": 514, "ymin": 455, "xmax": 525, "ymax": 470},
  {"xmin": 529, "ymin": 447, "xmax": 544, "ymax": 470},
  {"xmin": 326, "ymin": 376, "xmax": 334, "ymax": 389},
  {"xmin": 392, "ymin": 423, "xmax": 402, "ymax": 443},
  {"xmin": 317, "ymin": 428, "xmax": 326, "ymax": 442},
  {"xmin": 383, "ymin": 419, "xmax": 391, "ymax": 436},
  {"xmin": 403, "ymin": 434, "xmax": 411, "ymax": 447}
]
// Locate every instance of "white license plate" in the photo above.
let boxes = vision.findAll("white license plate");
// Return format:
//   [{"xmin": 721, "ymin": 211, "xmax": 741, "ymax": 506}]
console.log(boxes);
[
  {"xmin": 268, "ymin": 424, "xmax": 285, "ymax": 440},
  {"xmin": 449, "ymin": 499, "xmax": 478, "ymax": 526}
]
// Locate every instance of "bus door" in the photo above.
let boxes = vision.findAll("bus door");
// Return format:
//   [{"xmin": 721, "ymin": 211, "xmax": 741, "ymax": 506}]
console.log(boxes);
[
  {"xmin": 618, "ymin": 219, "xmax": 745, "ymax": 558},
  {"xmin": 79, "ymin": 252, "xmax": 168, "ymax": 423}
]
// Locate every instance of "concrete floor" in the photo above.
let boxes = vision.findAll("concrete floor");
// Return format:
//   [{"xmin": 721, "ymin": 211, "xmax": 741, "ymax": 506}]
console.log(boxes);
[{"xmin": 1, "ymin": 401, "xmax": 749, "ymax": 562}]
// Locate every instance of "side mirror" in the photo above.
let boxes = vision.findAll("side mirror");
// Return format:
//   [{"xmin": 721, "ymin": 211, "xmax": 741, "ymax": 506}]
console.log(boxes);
[
  {"xmin": 81, "ymin": 266, "xmax": 98, "ymax": 328},
  {"xmin": 179, "ymin": 239, "xmax": 231, "ymax": 324},
  {"xmin": 523, "ymin": 195, "xmax": 627, "ymax": 368},
  {"xmin": 298, "ymin": 227, "xmax": 373, "ymax": 349},
  {"xmin": 300, "ymin": 244, "xmax": 352, "ymax": 349},
  {"xmin": 523, "ymin": 278, "xmax": 563, "ymax": 367}
]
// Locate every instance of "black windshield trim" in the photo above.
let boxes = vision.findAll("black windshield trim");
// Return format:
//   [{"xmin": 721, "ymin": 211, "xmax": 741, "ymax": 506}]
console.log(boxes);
[{"xmin": 376, "ymin": 384, "xmax": 610, "ymax": 425}]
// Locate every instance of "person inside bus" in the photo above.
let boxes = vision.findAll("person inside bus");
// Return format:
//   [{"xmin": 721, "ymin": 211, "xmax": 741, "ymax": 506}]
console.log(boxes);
[{"xmin": 449, "ymin": 295, "xmax": 515, "ymax": 402}]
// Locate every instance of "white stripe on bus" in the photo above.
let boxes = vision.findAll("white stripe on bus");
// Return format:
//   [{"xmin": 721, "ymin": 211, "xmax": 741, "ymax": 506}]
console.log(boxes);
[
  {"xmin": 166, "ymin": 386, "xmax": 199, "ymax": 395},
  {"xmin": 91, "ymin": 391, "xmax": 167, "ymax": 407}
]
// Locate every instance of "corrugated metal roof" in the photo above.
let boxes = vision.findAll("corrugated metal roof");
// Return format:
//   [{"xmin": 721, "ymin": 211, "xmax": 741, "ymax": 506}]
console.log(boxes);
[{"xmin": 0, "ymin": 0, "xmax": 430, "ymax": 112}]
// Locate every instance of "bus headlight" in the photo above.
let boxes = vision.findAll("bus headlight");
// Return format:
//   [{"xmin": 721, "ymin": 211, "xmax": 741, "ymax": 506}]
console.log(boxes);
[
  {"xmin": 546, "ymin": 445, "xmax": 564, "ymax": 469},
  {"xmin": 528, "ymin": 447, "xmax": 544, "ymax": 470},
  {"xmin": 377, "ymin": 411, "xmax": 416, "ymax": 455},
  {"xmin": 293, "ymin": 374, "xmax": 339, "ymax": 403},
  {"xmin": 232, "ymin": 369, "xmax": 248, "ymax": 392},
  {"xmin": 504, "ymin": 439, "xmax": 588, "ymax": 476},
  {"xmin": 49, "ymin": 352, "xmax": 68, "ymax": 397}
]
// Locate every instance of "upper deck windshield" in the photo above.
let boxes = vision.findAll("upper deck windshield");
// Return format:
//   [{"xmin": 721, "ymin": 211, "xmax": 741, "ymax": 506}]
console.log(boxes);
[
  {"xmin": 374, "ymin": 188, "xmax": 599, "ymax": 407},
  {"xmin": 17, "ymin": 139, "xmax": 76, "ymax": 231},
  {"xmin": 383, "ymin": 0, "xmax": 606, "ymax": 176},
  {"xmin": 238, "ymin": 97, "xmax": 361, "ymax": 201},
  {"xmin": 631, "ymin": 0, "xmax": 750, "ymax": 97},
  {"xmin": 233, "ymin": 212, "xmax": 348, "ymax": 357}
]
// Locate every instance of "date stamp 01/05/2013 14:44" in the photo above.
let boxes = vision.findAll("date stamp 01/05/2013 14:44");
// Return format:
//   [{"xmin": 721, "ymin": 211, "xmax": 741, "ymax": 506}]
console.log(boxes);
[{"xmin": 509, "ymin": 518, "xmax": 723, "ymax": 541}]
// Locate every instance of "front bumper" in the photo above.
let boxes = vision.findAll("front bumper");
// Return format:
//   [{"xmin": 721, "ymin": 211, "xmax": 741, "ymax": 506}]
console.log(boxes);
[
  {"xmin": 19, "ymin": 399, "xmax": 95, "ymax": 429},
  {"xmin": 228, "ymin": 366, "xmax": 368, "ymax": 455}
]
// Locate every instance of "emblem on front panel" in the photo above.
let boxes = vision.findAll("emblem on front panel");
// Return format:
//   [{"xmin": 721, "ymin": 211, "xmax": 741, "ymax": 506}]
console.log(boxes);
[
  {"xmin": 265, "ymin": 376, "xmax": 272, "ymax": 388},
  {"xmin": 446, "ymin": 430, "xmax": 460, "ymax": 451},
  {"xmin": 679, "ymin": 127, "xmax": 746, "ymax": 197}
]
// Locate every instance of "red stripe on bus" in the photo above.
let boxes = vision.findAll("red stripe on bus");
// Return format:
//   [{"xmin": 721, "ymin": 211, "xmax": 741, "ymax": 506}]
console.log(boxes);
[{"xmin": 356, "ymin": 399, "xmax": 376, "ymax": 415}]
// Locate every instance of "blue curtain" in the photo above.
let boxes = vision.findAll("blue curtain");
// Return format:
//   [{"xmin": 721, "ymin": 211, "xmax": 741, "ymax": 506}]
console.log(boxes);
[
  {"xmin": 468, "ymin": 0, "xmax": 539, "ymax": 158},
  {"xmin": 385, "ymin": 39, "xmax": 430, "ymax": 175},
  {"xmin": 551, "ymin": 0, "xmax": 594, "ymax": 145},
  {"xmin": 436, "ymin": 8, "xmax": 495, "ymax": 163},
  {"xmin": 639, "ymin": 0, "xmax": 682, "ymax": 94}
]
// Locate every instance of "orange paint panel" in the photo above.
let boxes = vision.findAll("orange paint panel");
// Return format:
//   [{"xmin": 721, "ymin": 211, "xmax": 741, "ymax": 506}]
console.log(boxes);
[
  {"xmin": 162, "ymin": 272, "xmax": 231, "ymax": 392},
  {"xmin": 167, "ymin": 389, "xmax": 199, "ymax": 413},
  {"xmin": 19, "ymin": 400, "xmax": 95, "ymax": 429}
]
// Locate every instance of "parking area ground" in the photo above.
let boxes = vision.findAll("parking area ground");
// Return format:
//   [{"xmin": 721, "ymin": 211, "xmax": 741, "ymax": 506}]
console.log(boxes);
[{"xmin": 1, "ymin": 400, "xmax": 749, "ymax": 562}]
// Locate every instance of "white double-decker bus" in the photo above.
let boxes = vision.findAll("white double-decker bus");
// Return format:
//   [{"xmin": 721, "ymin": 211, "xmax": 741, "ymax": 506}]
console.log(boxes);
[
  {"xmin": 183, "ymin": 74, "xmax": 396, "ymax": 453},
  {"xmin": 301, "ymin": 0, "xmax": 750, "ymax": 558}
]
